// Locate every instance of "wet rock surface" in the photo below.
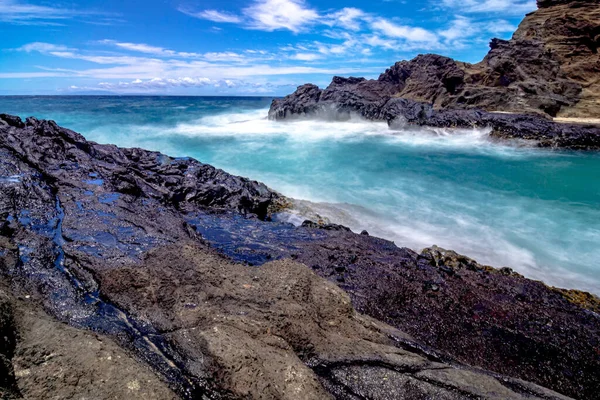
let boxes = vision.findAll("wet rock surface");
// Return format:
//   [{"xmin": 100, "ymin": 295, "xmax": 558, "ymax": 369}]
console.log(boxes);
[
  {"xmin": 268, "ymin": 0, "xmax": 600, "ymax": 149},
  {"xmin": 0, "ymin": 285, "xmax": 178, "ymax": 400},
  {"xmin": 0, "ymin": 114, "xmax": 598, "ymax": 399}
]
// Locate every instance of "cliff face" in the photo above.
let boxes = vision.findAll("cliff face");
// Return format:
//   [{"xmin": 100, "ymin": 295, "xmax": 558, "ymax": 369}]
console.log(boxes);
[
  {"xmin": 514, "ymin": 0, "xmax": 600, "ymax": 117},
  {"xmin": 270, "ymin": 0, "xmax": 600, "ymax": 130},
  {"xmin": 380, "ymin": 0, "xmax": 600, "ymax": 117},
  {"xmin": 371, "ymin": 0, "xmax": 599, "ymax": 117}
]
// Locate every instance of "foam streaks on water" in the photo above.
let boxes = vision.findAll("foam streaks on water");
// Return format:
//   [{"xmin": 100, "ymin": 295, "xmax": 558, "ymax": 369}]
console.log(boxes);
[{"xmin": 1, "ymin": 98, "xmax": 599, "ymax": 295}]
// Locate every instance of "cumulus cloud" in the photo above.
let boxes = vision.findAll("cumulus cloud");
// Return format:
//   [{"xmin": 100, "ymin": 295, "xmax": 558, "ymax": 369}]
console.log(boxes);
[
  {"xmin": 7, "ymin": 0, "xmax": 536, "ymax": 94},
  {"xmin": 243, "ymin": 0, "xmax": 319, "ymax": 33},
  {"xmin": 370, "ymin": 18, "xmax": 439, "ymax": 43},
  {"xmin": 439, "ymin": 17, "xmax": 474, "ymax": 42},
  {"xmin": 323, "ymin": 7, "xmax": 366, "ymax": 31},
  {"xmin": 180, "ymin": 0, "xmax": 319, "ymax": 33},
  {"xmin": 13, "ymin": 41, "xmax": 384, "ymax": 83},
  {"xmin": 0, "ymin": 0, "xmax": 75, "ymax": 24},
  {"xmin": 98, "ymin": 77, "xmax": 215, "ymax": 90},
  {"xmin": 64, "ymin": 77, "xmax": 297, "ymax": 94},
  {"xmin": 486, "ymin": 19, "xmax": 517, "ymax": 34},
  {"xmin": 176, "ymin": 0, "xmax": 521, "ymax": 57},
  {"xmin": 96, "ymin": 41, "xmax": 254, "ymax": 63}
]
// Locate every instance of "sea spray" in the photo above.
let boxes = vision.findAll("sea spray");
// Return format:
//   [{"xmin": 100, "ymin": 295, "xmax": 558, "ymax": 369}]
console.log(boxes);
[{"xmin": 1, "ymin": 96, "xmax": 599, "ymax": 294}]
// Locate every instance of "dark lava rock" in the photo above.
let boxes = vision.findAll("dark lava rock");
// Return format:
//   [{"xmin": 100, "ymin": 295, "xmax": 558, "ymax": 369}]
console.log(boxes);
[
  {"xmin": 0, "ymin": 115, "xmax": 597, "ymax": 399},
  {"xmin": 302, "ymin": 219, "xmax": 352, "ymax": 232},
  {"xmin": 269, "ymin": 0, "xmax": 600, "ymax": 148},
  {"xmin": 0, "ymin": 115, "xmax": 283, "ymax": 219}
]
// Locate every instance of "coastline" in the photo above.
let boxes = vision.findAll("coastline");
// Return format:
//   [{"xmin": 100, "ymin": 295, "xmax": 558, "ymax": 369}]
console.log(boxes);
[
  {"xmin": 1, "ymin": 114, "xmax": 599, "ymax": 399},
  {"xmin": 2, "ymin": 0, "xmax": 599, "ymax": 398}
]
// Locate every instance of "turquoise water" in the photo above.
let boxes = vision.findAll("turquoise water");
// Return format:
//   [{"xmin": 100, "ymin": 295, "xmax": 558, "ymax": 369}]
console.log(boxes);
[{"xmin": 1, "ymin": 96, "xmax": 599, "ymax": 294}]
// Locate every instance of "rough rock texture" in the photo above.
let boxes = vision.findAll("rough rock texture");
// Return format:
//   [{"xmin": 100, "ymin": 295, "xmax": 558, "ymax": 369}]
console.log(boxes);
[
  {"xmin": 0, "ymin": 115, "xmax": 598, "ymax": 399},
  {"xmin": 99, "ymin": 243, "xmax": 574, "ymax": 400},
  {"xmin": 269, "ymin": 0, "xmax": 600, "ymax": 148},
  {"xmin": 0, "ymin": 288, "xmax": 19, "ymax": 399},
  {"xmin": 0, "ymin": 284, "xmax": 178, "ymax": 399},
  {"xmin": 517, "ymin": 0, "xmax": 600, "ymax": 117},
  {"xmin": 271, "ymin": 86, "xmax": 600, "ymax": 149},
  {"xmin": 198, "ymin": 216, "xmax": 600, "ymax": 399}
]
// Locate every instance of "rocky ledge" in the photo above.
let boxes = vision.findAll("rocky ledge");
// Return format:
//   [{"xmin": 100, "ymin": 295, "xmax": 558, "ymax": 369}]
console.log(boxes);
[
  {"xmin": 269, "ymin": 0, "xmax": 600, "ymax": 149},
  {"xmin": 0, "ymin": 114, "xmax": 599, "ymax": 399}
]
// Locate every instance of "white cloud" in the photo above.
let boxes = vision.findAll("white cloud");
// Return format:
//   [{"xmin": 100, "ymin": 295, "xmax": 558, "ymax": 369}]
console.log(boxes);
[
  {"xmin": 439, "ymin": 17, "xmax": 474, "ymax": 42},
  {"xmin": 486, "ymin": 19, "xmax": 517, "ymax": 33},
  {"xmin": 440, "ymin": 0, "xmax": 536, "ymax": 14},
  {"xmin": 243, "ymin": 0, "xmax": 319, "ymax": 33},
  {"xmin": 178, "ymin": 8, "xmax": 241, "ymax": 23},
  {"xmin": 179, "ymin": 0, "xmax": 320, "ymax": 33},
  {"xmin": 0, "ymin": 0, "xmax": 72, "ymax": 24},
  {"xmin": 370, "ymin": 18, "xmax": 439, "ymax": 43},
  {"xmin": 0, "ymin": 0, "xmax": 118, "ymax": 25},
  {"xmin": 17, "ymin": 42, "xmax": 72, "ymax": 53},
  {"xmin": 176, "ymin": 0, "xmax": 524, "ymax": 54},
  {"xmin": 45, "ymin": 51, "xmax": 160, "ymax": 66},
  {"xmin": 202, "ymin": 52, "xmax": 247, "ymax": 62},
  {"xmin": 362, "ymin": 35, "xmax": 397, "ymax": 50},
  {"xmin": 97, "ymin": 40, "xmax": 255, "ymax": 63},
  {"xmin": 101, "ymin": 40, "xmax": 176, "ymax": 56},
  {"xmin": 98, "ymin": 77, "xmax": 215, "ymax": 90},
  {"xmin": 65, "ymin": 77, "xmax": 300, "ymax": 94},
  {"xmin": 0, "ymin": 72, "xmax": 66, "ymax": 78},
  {"xmin": 6, "ymin": 0, "xmax": 536, "ymax": 94},
  {"xmin": 289, "ymin": 52, "xmax": 322, "ymax": 61},
  {"xmin": 12, "ymin": 42, "xmax": 384, "ymax": 82},
  {"xmin": 323, "ymin": 8, "xmax": 366, "ymax": 31}
]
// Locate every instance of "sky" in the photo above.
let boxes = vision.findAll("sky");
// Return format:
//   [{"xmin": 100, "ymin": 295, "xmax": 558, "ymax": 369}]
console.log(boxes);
[{"xmin": 0, "ymin": 0, "xmax": 537, "ymax": 95}]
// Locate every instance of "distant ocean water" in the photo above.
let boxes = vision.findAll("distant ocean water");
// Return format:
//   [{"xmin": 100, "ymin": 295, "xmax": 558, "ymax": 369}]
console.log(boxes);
[{"xmin": 1, "ymin": 95, "xmax": 599, "ymax": 295}]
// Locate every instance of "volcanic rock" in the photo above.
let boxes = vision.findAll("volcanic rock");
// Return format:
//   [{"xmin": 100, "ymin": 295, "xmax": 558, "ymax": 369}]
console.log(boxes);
[
  {"xmin": 269, "ymin": 0, "xmax": 600, "ymax": 148},
  {"xmin": 0, "ymin": 114, "xmax": 598, "ymax": 399}
]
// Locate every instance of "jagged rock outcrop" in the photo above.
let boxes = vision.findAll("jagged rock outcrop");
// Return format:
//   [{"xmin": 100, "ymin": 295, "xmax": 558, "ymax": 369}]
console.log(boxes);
[
  {"xmin": 1, "ymin": 115, "xmax": 598, "ymax": 399},
  {"xmin": 269, "ymin": 0, "xmax": 600, "ymax": 148}
]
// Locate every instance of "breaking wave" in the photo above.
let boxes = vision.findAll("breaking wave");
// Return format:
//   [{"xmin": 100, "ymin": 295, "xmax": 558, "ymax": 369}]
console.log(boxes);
[{"xmin": 6, "ymin": 99, "xmax": 599, "ymax": 295}]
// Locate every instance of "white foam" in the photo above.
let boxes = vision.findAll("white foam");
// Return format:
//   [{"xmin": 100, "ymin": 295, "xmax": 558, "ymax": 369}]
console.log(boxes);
[
  {"xmin": 157, "ymin": 108, "xmax": 558, "ymax": 161},
  {"xmin": 286, "ymin": 198, "xmax": 600, "ymax": 295},
  {"xmin": 81, "ymin": 106, "xmax": 600, "ymax": 295}
]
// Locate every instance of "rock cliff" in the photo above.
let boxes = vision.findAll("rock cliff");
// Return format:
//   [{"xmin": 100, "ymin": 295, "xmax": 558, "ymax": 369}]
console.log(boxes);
[{"xmin": 269, "ymin": 0, "xmax": 600, "ymax": 148}]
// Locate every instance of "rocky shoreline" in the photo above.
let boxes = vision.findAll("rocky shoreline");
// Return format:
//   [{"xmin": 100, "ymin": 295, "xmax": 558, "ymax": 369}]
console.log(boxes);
[
  {"xmin": 269, "ymin": 0, "xmax": 600, "ymax": 149},
  {"xmin": 1, "ymin": 114, "xmax": 599, "ymax": 399}
]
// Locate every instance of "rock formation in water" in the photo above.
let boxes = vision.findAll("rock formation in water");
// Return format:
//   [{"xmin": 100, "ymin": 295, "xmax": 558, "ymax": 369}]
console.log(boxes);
[
  {"xmin": 1, "ymin": 114, "xmax": 599, "ymax": 399},
  {"xmin": 269, "ymin": 0, "xmax": 600, "ymax": 149}
]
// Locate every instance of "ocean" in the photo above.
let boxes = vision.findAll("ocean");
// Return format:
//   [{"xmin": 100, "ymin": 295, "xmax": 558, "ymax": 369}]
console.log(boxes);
[{"xmin": 1, "ymin": 95, "xmax": 599, "ymax": 295}]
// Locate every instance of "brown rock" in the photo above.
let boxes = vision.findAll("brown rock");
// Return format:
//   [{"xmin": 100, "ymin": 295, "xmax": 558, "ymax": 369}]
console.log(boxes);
[
  {"xmin": 0, "ymin": 286, "xmax": 178, "ymax": 400},
  {"xmin": 97, "ymin": 243, "xmax": 572, "ymax": 400}
]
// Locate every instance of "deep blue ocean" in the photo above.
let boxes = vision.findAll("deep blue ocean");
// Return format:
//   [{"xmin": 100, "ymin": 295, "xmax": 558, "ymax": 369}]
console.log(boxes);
[{"xmin": 1, "ymin": 96, "xmax": 599, "ymax": 294}]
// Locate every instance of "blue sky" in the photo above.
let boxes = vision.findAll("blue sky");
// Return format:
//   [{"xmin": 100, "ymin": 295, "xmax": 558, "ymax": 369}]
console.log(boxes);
[{"xmin": 0, "ymin": 0, "xmax": 537, "ymax": 95}]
